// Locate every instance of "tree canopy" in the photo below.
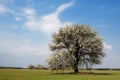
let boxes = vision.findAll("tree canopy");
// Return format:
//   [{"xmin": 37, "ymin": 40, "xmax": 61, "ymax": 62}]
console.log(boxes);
[{"xmin": 47, "ymin": 24, "xmax": 105, "ymax": 73}]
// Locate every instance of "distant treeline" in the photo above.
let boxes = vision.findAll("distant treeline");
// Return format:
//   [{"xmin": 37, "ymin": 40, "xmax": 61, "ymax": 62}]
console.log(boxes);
[
  {"xmin": 0, "ymin": 66, "xmax": 120, "ymax": 71},
  {"xmin": 27, "ymin": 64, "xmax": 48, "ymax": 70},
  {"xmin": 79, "ymin": 68, "xmax": 120, "ymax": 71},
  {"xmin": 0, "ymin": 64, "xmax": 48, "ymax": 70},
  {"xmin": 0, "ymin": 66, "xmax": 24, "ymax": 69},
  {"xmin": 93, "ymin": 68, "xmax": 120, "ymax": 71}
]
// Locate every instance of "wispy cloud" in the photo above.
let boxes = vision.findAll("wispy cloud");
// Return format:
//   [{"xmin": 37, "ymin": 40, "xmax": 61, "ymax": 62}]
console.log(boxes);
[
  {"xmin": 24, "ymin": 1, "xmax": 74, "ymax": 34},
  {"xmin": 103, "ymin": 42, "xmax": 112, "ymax": 51},
  {"xmin": 55, "ymin": 1, "xmax": 74, "ymax": 15},
  {"xmin": 0, "ymin": 31, "xmax": 50, "ymax": 55},
  {"xmin": 15, "ymin": 17, "xmax": 21, "ymax": 21},
  {"xmin": 23, "ymin": 8, "xmax": 36, "ymax": 16},
  {"xmin": 0, "ymin": 1, "xmax": 74, "ymax": 32},
  {"xmin": 95, "ymin": 24, "xmax": 108, "ymax": 28},
  {"xmin": 93, "ymin": 18, "xmax": 109, "ymax": 28},
  {"xmin": 0, "ymin": 4, "xmax": 9, "ymax": 14},
  {"xmin": 0, "ymin": 3, "xmax": 22, "ymax": 22}
]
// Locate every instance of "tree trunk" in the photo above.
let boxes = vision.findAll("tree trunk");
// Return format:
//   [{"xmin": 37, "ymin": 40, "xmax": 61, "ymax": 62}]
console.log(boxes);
[
  {"xmin": 74, "ymin": 63, "xmax": 79, "ymax": 73},
  {"xmin": 74, "ymin": 41, "xmax": 79, "ymax": 73},
  {"xmin": 74, "ymin": 56, "xmax": 79, "ymax": 73}
]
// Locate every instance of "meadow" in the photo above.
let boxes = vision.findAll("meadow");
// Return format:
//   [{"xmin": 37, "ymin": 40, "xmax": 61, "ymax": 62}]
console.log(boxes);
[{"xmin": 0, "ymin": 69, "xmax": 120, "ymax": 80}]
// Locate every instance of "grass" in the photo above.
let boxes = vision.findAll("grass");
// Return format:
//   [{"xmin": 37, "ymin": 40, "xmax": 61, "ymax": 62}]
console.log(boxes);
[{"xmin": 0, "ymin": 69, "xmax": 120, "ymax": 80}]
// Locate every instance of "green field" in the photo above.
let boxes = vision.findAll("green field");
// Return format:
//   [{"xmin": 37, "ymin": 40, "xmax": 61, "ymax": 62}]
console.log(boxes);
[{"xmin": 0, "ymin": 69, "xmax": 120, "ymax": 80}]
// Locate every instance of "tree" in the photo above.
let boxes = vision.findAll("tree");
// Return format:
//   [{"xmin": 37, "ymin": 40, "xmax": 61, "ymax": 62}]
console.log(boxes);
[
  {"xmin": 28, "ymin": 64, "xmax": 35, "ymax": 69},
  {"xmin": 35, "ymin": 64, "xmax": 48, "ymax": 69},
  {"xmin": 47, "ymin": 24, "xmax": 105, "ymax": 73}
]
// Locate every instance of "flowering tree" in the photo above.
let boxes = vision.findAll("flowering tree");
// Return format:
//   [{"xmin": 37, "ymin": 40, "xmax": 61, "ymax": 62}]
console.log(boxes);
[{"xmin": 47, "ymin": 24, "xmax": 105, "ymax": 73}]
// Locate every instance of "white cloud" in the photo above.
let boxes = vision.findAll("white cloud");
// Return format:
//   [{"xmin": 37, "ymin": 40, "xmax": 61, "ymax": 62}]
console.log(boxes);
[
  {"xmin": 0, "ymin": 3, "xmax": 23, "ymax": 22},
  {"xmin": 95, "ymin": 24, "xmax": 108, "ymax": 28},
  {"xmin": 103, "ymin": 42, "xmax": 112, "ymax": 50},
  {"xmin": 23, "ymin": 8, "xmax": 36, "ymax": 21},
  {"xmin": 40, "ymin": 13, "xmax": 61, "ymax": 33},
  {"xmin": 24, "ymin": 8, "xmax": 36, "ymax": 16},
  {"xmin": 24, "ymin": 1, "xmax": 74, "ymax": 34},
  {"xmin": 55, "ymin": 1, "xmax": 74, "ymax": 15},
  {"xmin": 0, "ymin": 4, "xmax": 9, "ymax": 14},
  {"xmin": 0, "ymin": 31, "xmax": 50, "ymax": 55},
  {"xmin": 15, "ymin": 17, "xmax": 21, "ymax": 21},
  {"xmin": 0, "ymin": 2, "xmax": 74, "ymax": 33}
]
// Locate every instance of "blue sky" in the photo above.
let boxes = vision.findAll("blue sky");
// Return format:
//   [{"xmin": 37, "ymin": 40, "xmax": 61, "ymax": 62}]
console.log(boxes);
[{"xmin": 0, "ymin": 0, "xmax": 120, "ymax": 68}]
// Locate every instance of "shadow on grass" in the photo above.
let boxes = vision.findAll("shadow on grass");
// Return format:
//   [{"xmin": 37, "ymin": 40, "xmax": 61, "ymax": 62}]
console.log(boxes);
[{"xmin": 52, "ymin": 72, "xmax": 113, "ymax": 75}]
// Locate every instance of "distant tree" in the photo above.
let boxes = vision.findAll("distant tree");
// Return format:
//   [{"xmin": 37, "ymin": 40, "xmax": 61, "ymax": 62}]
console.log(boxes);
[
  {"xmin": 28, "ymin": 64, "xmax": 35, "ymax": 69},
  {"xmin": 35, "ymin": 64, "xmax": 48, "ymax": 69},
  {"xmin": 47, "ymin": 24, "xmax": 105, "ymax": 73}
]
